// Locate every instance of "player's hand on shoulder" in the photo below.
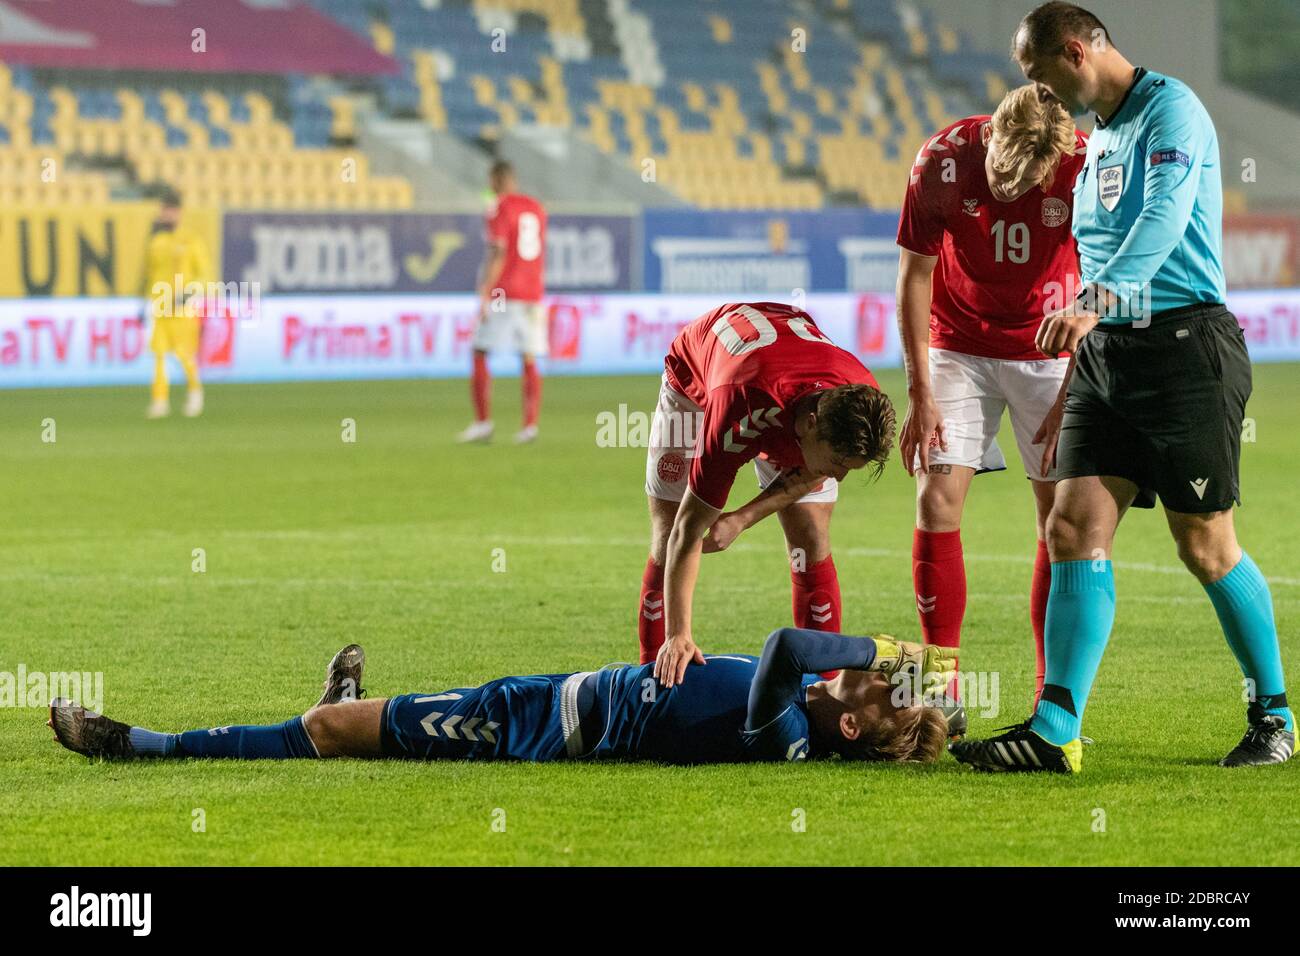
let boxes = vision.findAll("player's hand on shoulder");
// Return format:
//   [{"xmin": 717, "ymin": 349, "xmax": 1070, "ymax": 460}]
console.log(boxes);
[
  {"xmin": 899, "ymin": 390, "xmax": 947, "ymax": 476},
  {"xmin": 654, "ymin": 633, "xmax": 706, "ymax": 688}
]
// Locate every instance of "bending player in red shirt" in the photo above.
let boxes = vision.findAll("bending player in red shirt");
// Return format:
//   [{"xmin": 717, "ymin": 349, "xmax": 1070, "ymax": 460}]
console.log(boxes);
[
  {"xmin": 459, "ymin": 160, "xmax": 548, "ymax": 445},
  {"xmin": 895, "ymin": 86, "xmax": 1087, "ymax": 706},
  {"xmin": 643, "ymin": 302, "xmax": 896, "ymax": 688}
]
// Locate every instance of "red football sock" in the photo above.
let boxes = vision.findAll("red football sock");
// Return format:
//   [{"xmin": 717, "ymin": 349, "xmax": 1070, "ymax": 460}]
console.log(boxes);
[
  {"xmin": 638, "ymin": 557, "xmax": 665, "ymax": 664},
  {"xmin": 792, "ymin": 554, "xmax": 843, "ymax": 678},
  {"xmin": 521, "ymin": 358, "xmax": 541, "ymax": 428},
  {"xmin": 1031, "ymin": 538, "xmax": 1051, "ymax": 706},
  {"xmin": 912, "ymin": 528, "xmax": 966, "ymax": 697},
  {"xmin": 471, "ymin": 352, "xmax": 491, "ymax": 423}
]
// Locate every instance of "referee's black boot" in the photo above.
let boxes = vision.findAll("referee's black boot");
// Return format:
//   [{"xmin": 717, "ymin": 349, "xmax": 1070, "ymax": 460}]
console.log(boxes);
[{"xmin": 1220, "ymin": 703, "xmax": 1295, "ymax": 767}]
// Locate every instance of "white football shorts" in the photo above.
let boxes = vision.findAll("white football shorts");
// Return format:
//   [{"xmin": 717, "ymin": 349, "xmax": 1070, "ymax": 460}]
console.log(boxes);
[
  {"xmin": 472, "ymin": 300, "xmax": 548, "ymax": 356},
  {"xmin": 914, "ymin": 348, "xmax": 1069, "ymax": 480}
]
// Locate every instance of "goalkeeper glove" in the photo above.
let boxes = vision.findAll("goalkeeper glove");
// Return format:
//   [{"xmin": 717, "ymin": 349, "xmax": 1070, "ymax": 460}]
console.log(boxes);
[{"xmin": 868, "ymin": 634, "xmax": 957, "ymax": 695}]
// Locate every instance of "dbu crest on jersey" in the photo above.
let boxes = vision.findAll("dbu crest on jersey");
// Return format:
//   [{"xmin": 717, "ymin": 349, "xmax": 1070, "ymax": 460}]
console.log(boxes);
[
  {"xmin": 1098, "ymin": 164, "xmax": 1124, "ymax": 212},
  {"xmin": 1041, "ymin": 197, "xmax": 1069, "ymax": 227}
]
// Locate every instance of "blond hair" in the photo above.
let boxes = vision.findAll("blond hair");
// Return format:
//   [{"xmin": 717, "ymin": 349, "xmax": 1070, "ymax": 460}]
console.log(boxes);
[
  {"xmin": 851, "ymin": 706, "xmax": 950, "ymax": 764},
  {"xmin": 989, "ymin": 84, "xmax": 1076, "ymax": 192}
]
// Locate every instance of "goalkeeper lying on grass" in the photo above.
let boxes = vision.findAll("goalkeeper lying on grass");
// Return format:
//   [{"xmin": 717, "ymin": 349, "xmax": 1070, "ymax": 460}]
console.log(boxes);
[{"xmin": 50, "ymin": 629, "xmax": 957, "ymax": 765}]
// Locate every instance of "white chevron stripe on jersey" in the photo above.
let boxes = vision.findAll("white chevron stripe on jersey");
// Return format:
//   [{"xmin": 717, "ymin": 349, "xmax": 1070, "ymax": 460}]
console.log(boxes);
[
  {"xmin": 945, "ymin": 127, "xmax": 967, "ymax": 146},
  {"xmin": 917, "ymin": 594, "xmax": 937, "ymax": 614},
  {"xmin": 420, "ymin": 711, "xmax": 444, "ymax": 736},
  {"xmin": 721, "ymin": 408, "xmax": 780, "ymax": 454},
  {"xmin": 642, "ymin": 595, "xmax": 663, "ymax": 621},
  {"xmin": 810, "ymin": 601, "xmax": 832, "ymax": 624},
  {"xmin": 424, "ymin": 713, "xmax": 500, "ymax": 743}
]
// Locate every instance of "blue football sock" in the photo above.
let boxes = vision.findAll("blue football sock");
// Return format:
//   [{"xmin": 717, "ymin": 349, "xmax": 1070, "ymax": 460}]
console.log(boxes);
[
  {"xmin": 1204, "ymin": 552, "xmax": 1293, "ymax": 731},
  {"xmin": 1031, "ymin": 559, "xmax": 1116, "ymax": 746},
  {"xmin": 128, "ymin": 727, "xmax": 178, "ymax": 756},
  {"xmin": 175, "ymin": 716, "xmax": 319, "ymax": 759}
]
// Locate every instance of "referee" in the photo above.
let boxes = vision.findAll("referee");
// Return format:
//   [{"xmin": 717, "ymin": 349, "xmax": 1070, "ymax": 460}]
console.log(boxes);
[{"xmin": 952, "ymin": 2, "xmax": 1292, "ymax": 772}]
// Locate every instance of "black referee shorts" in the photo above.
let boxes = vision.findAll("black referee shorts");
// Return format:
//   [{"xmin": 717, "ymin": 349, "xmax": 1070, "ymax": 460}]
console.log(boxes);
[{"xmin": 1056, "ymin": 303, "xmax": 1252, "ymax": 514}]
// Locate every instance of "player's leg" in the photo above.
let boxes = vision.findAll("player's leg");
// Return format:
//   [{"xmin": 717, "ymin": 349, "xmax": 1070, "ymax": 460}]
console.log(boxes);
[
  {"xmin": 1000, "ymin": 354, "xmax": 1073, "ymax": 706},
  {"xmin": 1152, "ymin": 309, "xmax": 1291, "ymax": 763},
  {"xmin": 776, "ymin": 498, "xmax": 837, "ymax": 627},
  {"xmin": 951, "ymin": 328, "xmax": 1151, "ymax": 771},
  {"xmin": 517, "ymin": 352, "xmax": 541, "ymax": 443},
  {"xmin": 1030, "ymin": 473, "xmax": 1136, "ymax": 740},
  {"xmin": 1028, "ymin": 479, "xmax": 1055, "ymax": 704},
  {"xmin": 775, "ymin": 496, "xmax": 844, "ymax": 680},
  {"xmin": 460, "ymin": 301, "xmax": 498, "ymax": 442},
  {"xmin": 641, "ymin": 376, "xmax": 697, "ymax": 663},
  {"xmin": 458, "ymin": 348, "xmax": 494, "ymax": 442},
  {"xmin": 1166, "ymin": 508, "xmax": 1293, "ymax": 763},
  {"xmin": 950, "ymin": 473, "xmax": 1136, "ymax": 773},
  {"xmin": 913, "ymin": 464, "xmax": 974, "ymax": 689},
  {"xmin": 302, "ymin": 699, "xmax": 386, "ymax": 756},
  {"xmin": 175, "ymin": 314, "xmax": 204, "ymax": 418},
  {"xmin": 515, "ymin": 303, "xmax": 546, "ymax": 443},
  {"xmin": 639, "ymin": 494, "xmax": 678, "ymax": 662},
  {"xmin": 48, "ymin": 695, "xmax": 385, "ymax": 760},
  {"xmin": 50, "ymin": 645, "xmax": 380, "ymax": 760},
  {"xmin": 909, "ymin": 350, "xmax": 1005, "ymax": 691},
  {"xmin": 147, "ymin": 318, "xmax": 172, "ymax": 418}
]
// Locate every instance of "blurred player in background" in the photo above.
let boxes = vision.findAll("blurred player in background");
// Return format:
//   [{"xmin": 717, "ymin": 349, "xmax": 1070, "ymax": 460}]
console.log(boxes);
[
  {"xmin": 458, "ymin": 160, "xmax": 548, "ymax": 445},
  {"xmin": 142, "ymin": 191, "xmax": 212, "ymax": 419},
  {"xmin": 896, "ymin": 85, "xmax": 1087, "ymax": 706},
  {"xmin": 644, "ymin": 302, "xmax": 895, "ymax": 689}
]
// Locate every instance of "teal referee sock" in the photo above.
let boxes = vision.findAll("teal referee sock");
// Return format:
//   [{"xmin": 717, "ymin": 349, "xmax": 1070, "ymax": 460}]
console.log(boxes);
[
  {"xmin": 1031, "ymin": 560, "xmax": 1116, "ymax": 746},
  {"xmin": 1205, "ymin": 552, "xmax": 1293, "ymax": 731}
]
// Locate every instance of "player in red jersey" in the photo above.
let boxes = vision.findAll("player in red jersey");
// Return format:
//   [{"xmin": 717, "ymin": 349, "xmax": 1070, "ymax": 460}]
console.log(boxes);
[
  {"xmin": 458, "ymin": 160, "xmax": 548, "ymax": 445},
  {"xmin": 895, "ymin": 85, "xmax": 1087, "ymax": 705},
  {"xmin": 643, "ymin": 301, "xmax": 896, "ymax": 688}
]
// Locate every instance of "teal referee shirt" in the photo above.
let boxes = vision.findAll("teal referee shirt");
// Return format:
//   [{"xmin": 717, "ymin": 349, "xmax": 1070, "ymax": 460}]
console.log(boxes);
[{"xmin": 1074, "ymin": 67, "xmax": 1227, "ymax": 320}]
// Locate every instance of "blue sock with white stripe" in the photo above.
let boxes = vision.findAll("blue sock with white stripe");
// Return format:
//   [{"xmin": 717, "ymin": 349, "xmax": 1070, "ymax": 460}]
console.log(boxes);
[
  {"xmin": 1204, "ymin": 552, "xmax": 1293, "ymax": 732},
  {"xmin": 173, "ymin": 716, "xmax": 319, "ymax": 759},
  {"xmin": 1030, "ymin": 560, "xmax": 1116, "ymax": 746}
]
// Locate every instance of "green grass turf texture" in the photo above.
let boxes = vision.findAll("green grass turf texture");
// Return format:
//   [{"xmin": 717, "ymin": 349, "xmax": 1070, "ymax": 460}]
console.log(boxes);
[{"xmin": 2, "ymin": 365, "xmax": 1298, "ymax": 866}]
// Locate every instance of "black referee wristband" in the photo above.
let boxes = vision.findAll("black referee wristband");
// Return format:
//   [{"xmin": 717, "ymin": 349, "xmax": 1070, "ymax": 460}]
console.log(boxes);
[{"xmin": 1075, "ymin": 284, "xmax": 1098, "ymax": 315}]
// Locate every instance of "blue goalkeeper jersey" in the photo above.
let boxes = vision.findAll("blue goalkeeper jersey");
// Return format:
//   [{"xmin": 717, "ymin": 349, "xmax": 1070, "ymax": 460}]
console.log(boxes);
[
  {"xmin": 584, "ymin": 656, "xmax": 820, "ymax": 763},
  {"xmin": 380, "ymin": 629, "xmax": 878, "ymax": 764},
  {"xmin": 1073, "ymin": 67, "xmax": 1226, "ymax": 319}
]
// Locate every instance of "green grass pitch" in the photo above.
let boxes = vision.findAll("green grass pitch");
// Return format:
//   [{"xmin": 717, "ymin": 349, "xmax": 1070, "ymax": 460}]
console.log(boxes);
[{"xmin": 2, "ymin": 364, "xmax": 1298, "ymax": 866}]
